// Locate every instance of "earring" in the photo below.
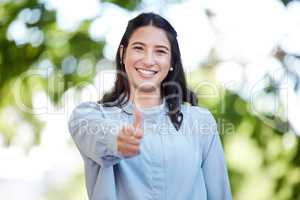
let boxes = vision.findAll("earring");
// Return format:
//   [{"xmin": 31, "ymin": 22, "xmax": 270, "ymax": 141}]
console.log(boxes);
[{"xmin": 170, "ymin": 67, "xmax": 174, "ymax": 71}]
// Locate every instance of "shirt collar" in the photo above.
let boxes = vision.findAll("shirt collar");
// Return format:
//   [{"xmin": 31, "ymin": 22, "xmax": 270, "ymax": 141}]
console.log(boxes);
[{"xmin": 119, "ymin": 93, "xmax": 168, "ymax": 116}]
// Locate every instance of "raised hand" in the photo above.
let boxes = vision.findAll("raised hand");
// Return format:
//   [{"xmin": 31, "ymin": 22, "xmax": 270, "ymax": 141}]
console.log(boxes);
[{"xmin": 117, "ymin": 105, "xmax": 143, "ymax": 158}]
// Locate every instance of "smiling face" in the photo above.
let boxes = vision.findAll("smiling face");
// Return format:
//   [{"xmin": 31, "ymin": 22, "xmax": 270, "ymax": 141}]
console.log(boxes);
[{"xmin": 121, "ymin": 25, "xmax": 171, "ymax": 94}]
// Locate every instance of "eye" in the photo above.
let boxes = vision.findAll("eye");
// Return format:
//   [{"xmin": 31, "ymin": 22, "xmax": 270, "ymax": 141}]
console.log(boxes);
[
  {"xmin": 157, "ymin": 50, "xmax": 167, "ymax": 54},
  {"xmin": 133, "ymin": 46, "xmax": 143, "ymax": 50}
]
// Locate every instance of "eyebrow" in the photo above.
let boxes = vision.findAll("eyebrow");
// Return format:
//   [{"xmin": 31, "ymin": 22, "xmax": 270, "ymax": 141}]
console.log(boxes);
[{"xmin": 130, "ymin": 41, "xmax": 170, "ymax": 51}]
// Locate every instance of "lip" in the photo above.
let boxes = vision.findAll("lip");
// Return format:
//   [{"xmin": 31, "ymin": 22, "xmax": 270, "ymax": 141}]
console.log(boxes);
[
  {"xmin": 135, "ymin": 68, "xmax": 158, "ymax": 78},
  {"xmin": 135, "ymin": 68, "xmax": 158, "ymax": 73}
]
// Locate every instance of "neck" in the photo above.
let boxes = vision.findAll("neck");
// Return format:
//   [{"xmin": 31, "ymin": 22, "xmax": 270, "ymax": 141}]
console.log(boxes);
[{"xmin": 129, "ymin": 87, "xmax": 162, "ymax": 108}]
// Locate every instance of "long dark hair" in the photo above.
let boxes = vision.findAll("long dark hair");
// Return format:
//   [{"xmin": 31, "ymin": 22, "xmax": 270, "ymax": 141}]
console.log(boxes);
[{"xmin": 99, "ymin": 12, "xmax": 198, "ymax": 131}]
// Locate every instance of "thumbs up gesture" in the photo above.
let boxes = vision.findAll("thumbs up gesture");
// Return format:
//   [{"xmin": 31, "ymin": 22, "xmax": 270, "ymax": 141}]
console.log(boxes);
[{"xmin": 117, "ymin": 106, "xmax": 143, "ymax": 158}]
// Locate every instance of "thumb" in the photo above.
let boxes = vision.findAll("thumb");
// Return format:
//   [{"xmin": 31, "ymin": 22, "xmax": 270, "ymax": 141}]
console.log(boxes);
[
  {"xmin": 134, "ymin": 127, "xmax": 143, "ymax": 139},
  {"xmin": 133, "ymin": 105, "xmax": 142, "ymax": 129}
]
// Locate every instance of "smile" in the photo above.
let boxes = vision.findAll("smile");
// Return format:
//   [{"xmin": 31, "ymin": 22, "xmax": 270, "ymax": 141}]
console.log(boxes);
[{"xmin": 135, "ymin": 68, "xmax": 158, "ymax": 77}]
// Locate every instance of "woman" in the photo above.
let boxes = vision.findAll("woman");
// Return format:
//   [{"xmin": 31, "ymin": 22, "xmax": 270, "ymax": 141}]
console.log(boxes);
[{"xmin": 69, "ymin": 12, "xmax": 232, "ymax": 200}]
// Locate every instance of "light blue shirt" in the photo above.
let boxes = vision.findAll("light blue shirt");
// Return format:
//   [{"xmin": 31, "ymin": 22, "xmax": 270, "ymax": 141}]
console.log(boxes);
[{"xmin": 68, "ymin": 99, "xmax": 232, "ymax": 200}]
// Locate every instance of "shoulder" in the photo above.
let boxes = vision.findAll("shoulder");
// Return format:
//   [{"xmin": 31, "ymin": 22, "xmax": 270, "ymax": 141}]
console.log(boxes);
[
  {"xmin": 70, "ymin": 101, "xmax": 122, "ymax": 120},
  {"xmin": 70, "ymin": 101, "xmax": 103, "ymax": 118},
  {"xmin": 181, "ymin": 104, "xmax": 218, "ymax": 135},
  {"xmin": 74, "ymin": 101, "xmax": 102, "ymax": 111},
  {"xmin": 181, "ymin": 104, "xmax": 215, "ymax": 122}
]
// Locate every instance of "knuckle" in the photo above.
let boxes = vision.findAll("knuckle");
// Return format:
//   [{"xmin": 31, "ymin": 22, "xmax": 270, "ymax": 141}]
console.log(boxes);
[
  {"xmin": 117, "ymin": 135, "xmax": 124, "ymax": 142},
  {"xmin": 117, "ymin": 134, "xmax": 121, "ymax": 140},
  {"xmin": 132, "ymin": 146, "xmax": 140, "ymax": 154},
  {"xmin": 135, "ymin": 140, "xmax": 141, "ymax": 145},
  {"xmin": 135, "ymin": 149, "xmax": 140, "ymax": 154}
]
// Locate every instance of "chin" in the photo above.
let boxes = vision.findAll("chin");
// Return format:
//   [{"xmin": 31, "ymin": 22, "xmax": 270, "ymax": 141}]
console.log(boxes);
[
  {"xmin": 139, "ymin": 86, "xmax": 157, "ymax": 93},
  {"xmin": 135, "ymin": 81, "xmax": 159, "ymax": 92}
]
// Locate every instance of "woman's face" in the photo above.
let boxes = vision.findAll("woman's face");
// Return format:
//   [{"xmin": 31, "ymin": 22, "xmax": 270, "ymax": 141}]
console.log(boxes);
[{"xmin": 122, "ymin": 25, "xmax": 171, "ymax": 93}]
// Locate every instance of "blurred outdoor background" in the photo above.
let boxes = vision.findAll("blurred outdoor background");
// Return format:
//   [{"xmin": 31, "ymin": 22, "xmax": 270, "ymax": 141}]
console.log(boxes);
[{"xmin": 1, "ymin": 0, "xmax": 300, "ymax": 199}]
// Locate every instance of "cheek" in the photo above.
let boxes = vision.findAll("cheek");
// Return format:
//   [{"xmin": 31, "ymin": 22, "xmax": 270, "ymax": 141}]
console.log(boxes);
[
  {"xmin": 125, "ymin": 51, "xmax": 142, "ymax": 66},
  {"xmin": 124, "ymin": 56, "xmax": 137, "ymax": 75},
  {"xmin": 124, "ymin": 56, "xmax": 140, "ymax": 81},
  {"xmin": 160, "ymin": 57, "xmax": 171, "ymax": 73},
  {"xmin": 161, "ymin": 53, "xmax": 171, "ymax": 65}
]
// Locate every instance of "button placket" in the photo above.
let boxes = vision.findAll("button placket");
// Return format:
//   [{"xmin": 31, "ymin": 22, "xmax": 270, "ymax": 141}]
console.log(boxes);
[{"xmin": 144, "ymin": 114, "xmax": 166, "ymax": 200}]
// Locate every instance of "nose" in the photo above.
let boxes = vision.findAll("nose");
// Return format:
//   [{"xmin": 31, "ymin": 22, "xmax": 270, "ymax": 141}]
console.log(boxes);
[{"xmin": 142, "ymin": 51, "xmax": 156, "ymax": 67}]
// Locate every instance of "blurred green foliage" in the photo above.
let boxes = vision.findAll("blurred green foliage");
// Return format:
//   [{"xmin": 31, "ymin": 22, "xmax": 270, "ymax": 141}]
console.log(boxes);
[
  {"xmin": 0, "ymin": 0, "xmax": 299, "ymax": 200},
  {"xmin": 189, "ymin": 65, "xmax": 300, "ymax": 200},
  {"xmin": 102, "ymin": 0, "xmax": 142, "ymax": 10}
]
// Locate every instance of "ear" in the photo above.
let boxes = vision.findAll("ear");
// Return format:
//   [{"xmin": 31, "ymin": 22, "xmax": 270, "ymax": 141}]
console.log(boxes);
[{"xmin": 120, "ymin": 45, "xmax": 124, "ymax": 63}]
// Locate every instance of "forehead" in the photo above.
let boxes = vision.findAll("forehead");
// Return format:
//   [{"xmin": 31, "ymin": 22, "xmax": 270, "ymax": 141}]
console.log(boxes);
[{"xmin": 128, "ymin": 26, "xmax": 170, "ymax": 47}]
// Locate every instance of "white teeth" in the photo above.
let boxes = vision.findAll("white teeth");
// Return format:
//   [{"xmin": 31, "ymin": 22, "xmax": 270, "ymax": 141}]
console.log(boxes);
[{"xmin": 137, "ymin": 69, "xmax": 156, "ymax": 75}]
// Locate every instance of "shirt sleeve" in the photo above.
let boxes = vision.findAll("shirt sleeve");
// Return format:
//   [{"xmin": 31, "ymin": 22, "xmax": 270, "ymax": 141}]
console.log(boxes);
[
  {"xmin": 68, "ymin": 102, "xmax": 123, "ymax": 167},
  {"xmin": 201, "ymin": 111, "xmax": 232, "ymax": 200}
]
